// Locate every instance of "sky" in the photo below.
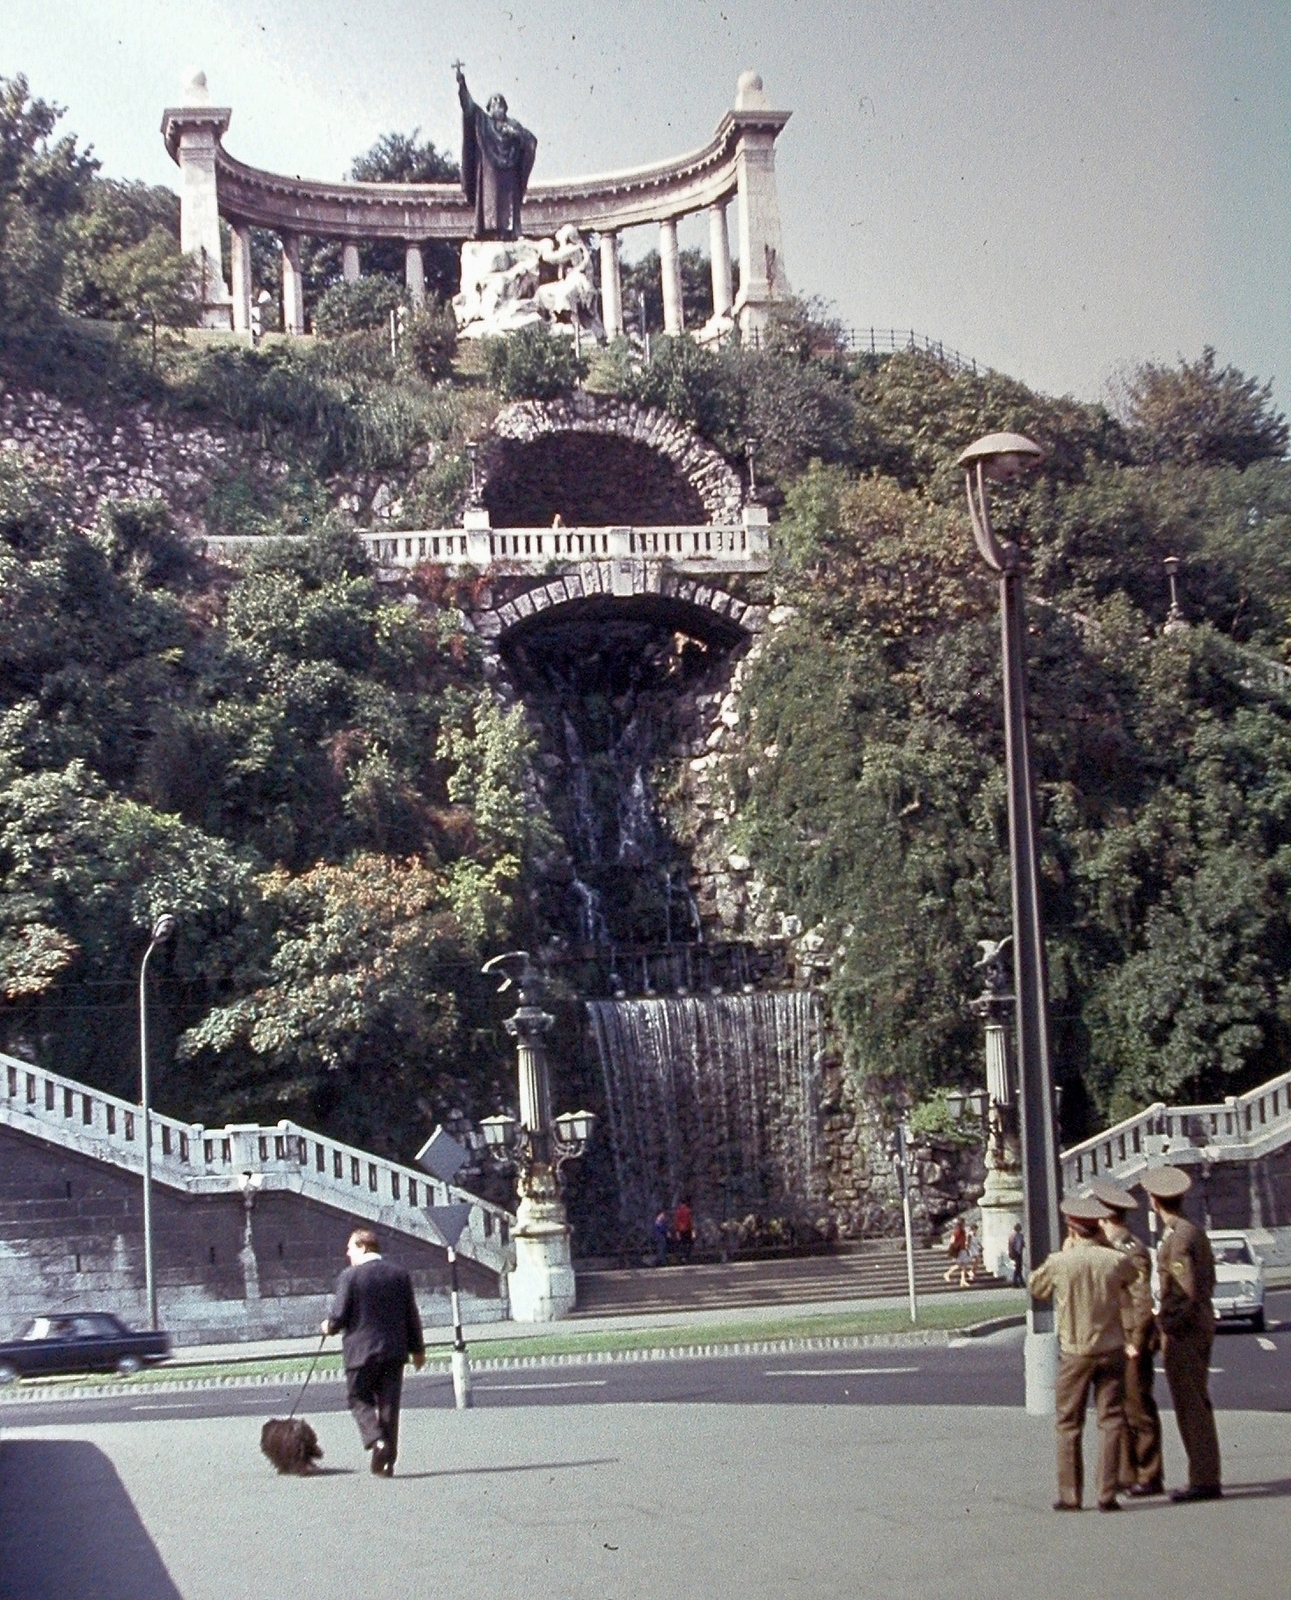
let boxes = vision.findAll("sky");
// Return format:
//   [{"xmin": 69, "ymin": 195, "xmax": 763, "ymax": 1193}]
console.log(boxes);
[{"xmin": 6, "ymin": 0, "xmax": 1290, "ymax": 415}]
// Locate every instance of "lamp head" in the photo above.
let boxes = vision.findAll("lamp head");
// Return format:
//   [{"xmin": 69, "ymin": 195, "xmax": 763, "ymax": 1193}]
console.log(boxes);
[
  {"xmin": 957, "ymin": 431, "xmax": 1045, "ymax": 483},
  {"xmin": 554, "ymin": 1108, "xmax": 596, "ymax": 1147},
  {"xmin": 479, "ymin": 1112, "xmax": 519, "ymax": 1151},
  {"xmin": 151, "ymin": 914, "xmax": 177, "ymax": 944},
  {"xmin": 944, "ymin": 1089, "xmax": 965, "ymax": 1121}
]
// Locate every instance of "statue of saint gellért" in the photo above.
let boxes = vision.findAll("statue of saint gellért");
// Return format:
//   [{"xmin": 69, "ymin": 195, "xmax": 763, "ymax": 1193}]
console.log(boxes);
[{"xmin": 456, "ymin": 65, "xmax": 537, "ymax": 241}]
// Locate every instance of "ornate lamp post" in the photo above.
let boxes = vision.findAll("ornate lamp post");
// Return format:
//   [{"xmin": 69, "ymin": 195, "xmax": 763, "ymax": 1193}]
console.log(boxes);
[
  {"xmin": 967, "ymin": 938, "xmax": 1025, "ymax": 1279},
  {"xmin": 957, "ymin": 432, "xmax": 1060, "ymax": 1414},
  {"xmin": 138, "ymin": 912, "xmax": 177, "ymax": 1331},
  {"xmin": 480, "ymin": 952, "xmax": 595, "ymax": 1320}
]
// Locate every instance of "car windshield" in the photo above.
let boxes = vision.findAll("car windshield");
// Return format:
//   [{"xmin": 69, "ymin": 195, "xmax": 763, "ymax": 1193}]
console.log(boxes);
[{"xmin": 1214, "ymin": 1241, "xmax": 1253, "ymax": 1266}]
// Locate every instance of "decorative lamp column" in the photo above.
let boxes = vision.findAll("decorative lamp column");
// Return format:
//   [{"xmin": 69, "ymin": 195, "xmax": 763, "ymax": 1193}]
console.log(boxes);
[
  {"xmin": 405, "ymin": 243, "xmax": 426, "ymax": 310},
  {"xmin": 280, "ymin": 233, "xmax": 305, "ymax": 335},
  {"xmin": 958, "ymin": 430, "xmax": 1058, "ymax": 1416},
  {"xmin": 659, "ymin": 218, "xmax": 684, "ymax": 335},
  {"xmin": 599, "ymin": 231, "xmax": 625, "ymax": 339},
  {"xmin": 230, "ymin": 222, "xmax": 252, "ymax": 333},
  {"xmin": 160, "ymin": 71, "xmax": 233, "ymax": 329},
  {"xmin": 481, "ymin": 953, "xmax": 595, "ymax": 1322},
  {"xmin": 342, "ymin": 241, "xmax": 362, "ymax": 283},
  {"xmin": 970, "ymin": 938, "xmax": 1025, "ymax": 1280},
  {"xmin": 709, "ymin": 202, "xmax": 734, "ymax": 320},
  {"xmin": 728, "ymin": 71, "xmax": 791, "ymax": 342}
]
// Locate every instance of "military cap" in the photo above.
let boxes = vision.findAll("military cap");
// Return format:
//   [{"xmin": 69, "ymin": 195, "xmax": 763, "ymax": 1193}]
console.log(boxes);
[
  {"xmin": 1060, "ymin": 1194, "xmax": 1114, "ymax": 1221},
  {"xmin": 1139, "ymin": 1165, "xmax": 1191, "ymax": 1199},
  {"xmin": 1089, "ymin": 1178, "xmax": 1138, "ymax": 1212}
]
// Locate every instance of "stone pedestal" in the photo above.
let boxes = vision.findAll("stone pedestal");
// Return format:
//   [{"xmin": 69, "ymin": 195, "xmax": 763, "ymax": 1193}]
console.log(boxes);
[
  {"xmin": 979, "ymin": 1153, "xmax": 1024, "ymax": 1279},
  {"xmin": 508, "ymin": 1195, "xmax": 575, "ymax": 1321},
  {"xmin": 161, "ymin": 74, "xmax": 233, "ymax": 330}
]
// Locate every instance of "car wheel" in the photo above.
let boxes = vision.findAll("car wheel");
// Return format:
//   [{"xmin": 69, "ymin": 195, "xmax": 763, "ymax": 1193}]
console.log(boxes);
[
  {"xmin": 115, "ymin": 1355, "xmax": 143, "ymax": 1376},
  {"xmin": 0, "ymin": 1363, "xmax": 17, "ymax": 1385},
  {"xmin": 1250, "ymin": 1309, "xmax": 1265, "ymax": 1333}
]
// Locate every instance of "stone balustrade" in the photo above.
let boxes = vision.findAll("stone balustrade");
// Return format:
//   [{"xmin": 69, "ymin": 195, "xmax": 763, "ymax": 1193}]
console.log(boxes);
[
  {"xmin": 202, "ymin": 512, "xmax": 771, "ymax": 575},
  {"xmin": 0, "ymin": 1053, "xmax": 511, "ymax": 1273},
  {"xmin": 1060, "ymin": 1065, "xmax": 1291, "ymax": 1193}
]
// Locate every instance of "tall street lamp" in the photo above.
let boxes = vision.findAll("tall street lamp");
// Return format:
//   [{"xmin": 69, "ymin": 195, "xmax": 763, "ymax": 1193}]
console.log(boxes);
[
  {"xmin": 957, "ymin": 432, "xmax": 1060, "ymax": 1415},
  {"xmin": 139, "ymin": 912, "xmax": 177, "ymax": 1331}
]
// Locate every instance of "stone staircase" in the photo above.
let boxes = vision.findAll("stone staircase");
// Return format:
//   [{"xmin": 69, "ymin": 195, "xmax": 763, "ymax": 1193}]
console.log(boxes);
[{"xmin": 0, "ymin": 1052, "xmax": 513, "ymax": 1276}]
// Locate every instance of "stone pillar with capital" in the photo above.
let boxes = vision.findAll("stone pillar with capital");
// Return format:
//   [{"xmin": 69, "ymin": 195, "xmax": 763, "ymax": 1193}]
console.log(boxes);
[
  {"xmin": 280, "ymin": 233, "xmax": 305, "ymax": 335},
  {"xmin": 230, "ymin": 222, "xmax": 252, "ymax": 333},
  {"xmin": 599, "ymin": 230, "xmax": 624, "ymax": 339},
  {"xmin": 971, "ymin": 942, "xmax": 1025, "ymax": 1279},
  {"xmin": 709, "ymin": 202, "xmax": 733, "ymax": 319},
  {"xmin": 729, "ymin": 70, "xmax": 791, "ymax": 342},
  {"xmin": 160, "ymin": 72, "xmax": 234, "ymax": 329},
  {"xmin": 405, "ymin": 243, "xmax": 426, "ymax": 309},
  {"xmin": 659, "ymin": 217, "xmax": 684, "ymax": 335},
  {"xmin": 342, "ymin": 241, "xmax": 361, "ymax": 283}
]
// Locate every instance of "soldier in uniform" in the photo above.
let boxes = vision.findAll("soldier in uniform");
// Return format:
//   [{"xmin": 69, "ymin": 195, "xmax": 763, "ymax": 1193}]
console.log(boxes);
[
  {"xmin": 1091, "ymin": 1177, "xmax": 1163, "ymax": 1496},
  {"xmin": 1029, "ymin": 1194, "xmax": 1150, "ymax": 1512},
  {"xmin": 1141, "ymin": 1165, "xmax": 1222, "ymax": 1501}
]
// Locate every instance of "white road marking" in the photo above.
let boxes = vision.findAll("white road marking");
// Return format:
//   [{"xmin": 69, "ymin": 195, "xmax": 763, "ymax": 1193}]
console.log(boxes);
[
  {"xmin": 1256, "ymin": 1336, "xmax": 1277, "ymax": 1352},
  {"xmin": 130, "ymin": 1402, "xmax": 205, "ymax": 1412},
  {"xmin": 1208, "ymin": 1368, "xmax": 1224, "ymax": 1374},
  {"xmin": 764, "ymin": 1366, "xmax": 921, "ymax": 1378},
  {"xmin": 476, "ymin": 1379, "xmax": 609, "ymax": 1392}
]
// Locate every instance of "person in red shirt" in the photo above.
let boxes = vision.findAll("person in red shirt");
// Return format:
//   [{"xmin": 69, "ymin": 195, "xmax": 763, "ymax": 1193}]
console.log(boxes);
[{"xmin": 674, "ymin": 1200, "xmax": 694, "ymax": 1263}]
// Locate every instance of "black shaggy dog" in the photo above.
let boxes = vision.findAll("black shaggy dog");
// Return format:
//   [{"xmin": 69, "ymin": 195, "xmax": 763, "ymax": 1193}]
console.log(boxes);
[{"xmin": 260, "ymin": 1416, "xmax": 324, "ymax": 1475}]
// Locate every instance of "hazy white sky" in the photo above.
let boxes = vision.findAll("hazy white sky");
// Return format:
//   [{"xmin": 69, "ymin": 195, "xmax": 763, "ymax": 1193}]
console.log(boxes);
[{"xmin": 6, "ymin": 0, "xmax": 1290, "ymax": 414}]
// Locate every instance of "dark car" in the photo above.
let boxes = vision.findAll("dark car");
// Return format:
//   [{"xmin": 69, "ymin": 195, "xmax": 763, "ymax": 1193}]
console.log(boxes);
[{"xmin": 0, "ymin": 1314, "xmax": 172, "ymax": 1382}]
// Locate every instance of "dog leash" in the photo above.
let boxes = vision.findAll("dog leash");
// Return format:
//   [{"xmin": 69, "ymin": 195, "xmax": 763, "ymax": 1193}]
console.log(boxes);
[{"xmin": 287, "ymin": 1333, "xmax": 328, "ymax": 1421}]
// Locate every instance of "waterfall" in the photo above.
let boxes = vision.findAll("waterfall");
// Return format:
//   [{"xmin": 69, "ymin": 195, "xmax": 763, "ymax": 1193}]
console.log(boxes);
[{"xmin": 587, "ymin": 991, "xmax": 825, "ymax": 1244}]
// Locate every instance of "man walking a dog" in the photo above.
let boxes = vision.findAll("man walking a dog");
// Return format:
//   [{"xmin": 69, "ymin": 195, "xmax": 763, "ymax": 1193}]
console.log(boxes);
[{"xmin": 322, "ymin": 1228, "xmax": 425, "ymax": 1475}]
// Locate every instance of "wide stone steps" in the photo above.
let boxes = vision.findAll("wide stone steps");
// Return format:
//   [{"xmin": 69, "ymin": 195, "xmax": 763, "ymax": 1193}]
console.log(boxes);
[{"xmin": 571, "ymin": 1240, "xmax": 1008, "ymax": 1318}]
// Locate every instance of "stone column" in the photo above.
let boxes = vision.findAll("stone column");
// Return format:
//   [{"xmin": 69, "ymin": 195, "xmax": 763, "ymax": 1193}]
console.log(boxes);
[
  {"xmin": 504, "ymin": 994, "xmax": 575, "ymax": 1322},
  {"xmin": 659, "ymin": 217, "xmax": 684, "ymax": 335},
  {"xmin": 709, "ymin": 202, "xmax": 733, "ymax": 318},
  {"xmin": 405, "ymin": 243, "xmax": 426, "ymax": 309},
  {"xmin": 342, "ymin": 241, "xmax": 361, "ymax": 283},
  {"xmin": 972, "ymin": 964, "xmax": 1025, "ymax": 1280},
  {"xmin": 731, "ymin": 71, "xmax": 791, "ymax": 343},
  {"xmin": 230, "ymin": 222, "xmax": 252, "ymax": 333},
  {"xmin": 280, "ymin": 232, "xmax": 305, "ymax": 335},
  {"xmin": 599, "ymin": 230, "xmax": 624, "ymax": 339},
  {"xmin": 161, "ymin": 73, "xmax": 233, "ymax": 329}
]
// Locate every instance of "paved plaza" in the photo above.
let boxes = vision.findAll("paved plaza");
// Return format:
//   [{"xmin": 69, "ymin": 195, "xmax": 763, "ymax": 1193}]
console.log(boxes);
[{"xmin": 3, "ymin": 1397, "xmax": 1288, "ymax": 1600}]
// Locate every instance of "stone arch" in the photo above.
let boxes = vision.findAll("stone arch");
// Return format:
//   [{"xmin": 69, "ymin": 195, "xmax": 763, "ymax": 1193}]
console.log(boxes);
[
  {"xmin": 480, "ymin": 394, "xmax": 744, "ymax": 527},
  {"xmin": 472, "ymin": 563, "xmax": 766, "ymax": 647}
]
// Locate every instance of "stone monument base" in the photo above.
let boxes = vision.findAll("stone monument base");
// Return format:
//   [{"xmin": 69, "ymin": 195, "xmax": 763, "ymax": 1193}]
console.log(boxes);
[
  {"xmin": 978, "ymin": 1161, "xmax": 1024, "ymax": 1279},
  {"xmin": 454, "ymin": 233, "xmax": 604, "ymax": 343},
  {"xmin": 508, "ymin": 1195, "xmax": 576, "ymax": 1321}
]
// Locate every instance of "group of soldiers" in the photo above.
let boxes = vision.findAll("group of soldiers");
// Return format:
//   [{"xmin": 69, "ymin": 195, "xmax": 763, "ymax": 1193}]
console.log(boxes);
[{"xmin": 1029, "ymin": 1165, "xmax": 1222, "ymax": 1511}]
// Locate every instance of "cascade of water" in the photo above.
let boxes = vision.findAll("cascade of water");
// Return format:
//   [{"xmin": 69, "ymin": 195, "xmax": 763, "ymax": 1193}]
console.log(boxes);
[{"xmin": 587, "ymin": 991, "xmax": 825, "ymax": 1244}]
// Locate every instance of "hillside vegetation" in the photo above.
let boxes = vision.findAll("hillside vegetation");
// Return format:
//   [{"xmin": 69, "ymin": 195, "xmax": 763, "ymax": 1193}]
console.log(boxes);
[{"xmin": 3, "ymin": 70, "xmax": 1291, "ymax": 1155}]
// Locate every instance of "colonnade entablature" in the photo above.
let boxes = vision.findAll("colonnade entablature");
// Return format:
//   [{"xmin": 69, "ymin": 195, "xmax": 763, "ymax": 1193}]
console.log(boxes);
[{"xmin": 162, "ymin": 70, "xmax": 791, "ymax": 343}]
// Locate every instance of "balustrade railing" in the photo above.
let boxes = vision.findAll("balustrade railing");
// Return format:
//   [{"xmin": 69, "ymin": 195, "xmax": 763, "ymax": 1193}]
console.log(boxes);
[
  {"xmin": 1060, "ymin": 1066, "xmax": 1291, "ymax": 1192},
  {"xmin": 0, "ymin": 1053, "xmax": 511, "ymax": 1270},
  {"xmin": 201, "ymin": 519, "xmax": 769, "ymax": 573}
]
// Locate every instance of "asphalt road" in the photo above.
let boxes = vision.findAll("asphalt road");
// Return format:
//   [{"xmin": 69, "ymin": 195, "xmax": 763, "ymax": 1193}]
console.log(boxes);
[{"xmin": 9, "ymin": 1291, "xmax": 1288, "ymax": 1431}]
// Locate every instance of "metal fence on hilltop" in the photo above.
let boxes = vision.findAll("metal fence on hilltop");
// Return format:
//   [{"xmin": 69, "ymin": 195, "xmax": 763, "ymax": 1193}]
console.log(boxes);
[{"xmin": 746, "ymin": 322, "xmax": 990, "ymax": 376}]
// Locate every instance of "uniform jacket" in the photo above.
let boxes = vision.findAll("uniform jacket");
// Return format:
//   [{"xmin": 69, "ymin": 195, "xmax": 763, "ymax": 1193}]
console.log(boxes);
[
  {"xmin": 1029, "ymin": 1237, "xmax": 1148, "ymax": 1358},
  {"xmin": 1156, "ymin": 1215, "xmax": 1216, "ymax": 1340},
  {"xmin": 1102, "ymin": 1225, "xmax": 1157, "ymax": 1349},
  {"xmin": 325, "ymin": 1255, "xmax": 425, "ymax": 1370}
]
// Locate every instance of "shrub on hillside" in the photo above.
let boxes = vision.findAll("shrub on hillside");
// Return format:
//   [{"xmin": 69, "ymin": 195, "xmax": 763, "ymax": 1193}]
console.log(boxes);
[
  {"xmin": 313, "ymin": 275, "xmax": 405, "ymax": 337},
  {"xmin": 482, "ymin": 325, "xmax": 586, "ymax": 400},
  {"xmin": 402, "ymin": 303, "xmax": 457, "ymax": 381}
]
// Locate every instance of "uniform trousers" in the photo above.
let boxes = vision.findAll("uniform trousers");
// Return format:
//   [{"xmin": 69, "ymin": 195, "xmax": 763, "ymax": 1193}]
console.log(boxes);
[
  {"xmin": 1162, "ymin": 1327, "xmax": 1221, "ymax": 1490},
  {"xmin": 345, "ymin": 1356, "xmax": 405, "ymax": 1461},
  {"xmin": 1120, "ymin": 1339, "xmax": 1163, "ymax": 1489},
  {"xmin": 1054, "ymin": 1348, "xmax": 1125, "ymax": 1507}
]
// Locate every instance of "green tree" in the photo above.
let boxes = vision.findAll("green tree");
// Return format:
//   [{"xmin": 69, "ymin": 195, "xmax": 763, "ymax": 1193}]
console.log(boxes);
[
  {"xmin": 1120, "ymin": 346, "xmax": 1289, "ymax": 470},
  {"xmin": 483, "ymin": 324, "xmax": 586, "ymax": 400}
]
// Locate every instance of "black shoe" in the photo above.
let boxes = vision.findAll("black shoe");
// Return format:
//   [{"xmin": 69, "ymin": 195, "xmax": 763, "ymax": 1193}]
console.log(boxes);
[
  {"xmin": 1127, "ymin": 1480, "xmax": 1164, "ymax": 1498},
  {"xmin": 369, "ymin": 1438, "xmax": 391, "ymax": 1475},
  {"xmin": 1171, "ymin": 1485, "xmax": 1222, "ymax": 1503},
  {"xmin": 1097, "ymin": 1500, "xmax": 1121, "ymax": 1512},
  {"xmin": 1052, "ymin": 1500, "xmax": 1081, "ymax": 1512}
]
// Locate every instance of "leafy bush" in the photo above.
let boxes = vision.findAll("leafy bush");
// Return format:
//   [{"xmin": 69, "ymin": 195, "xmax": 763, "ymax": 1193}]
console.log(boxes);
[
  {"xmin": 615, "ymin": 333, "xmax": 743, "ymax": 450},
  {"xmin": 313, "ymin": 275, "xmax": 405, "ymax": 337},
  {"xmin": 482, "ymin": 325, "xmax": 586, "ymax": 400},
  {"xmin": 402, "ymin": 303, "xmax": 457, "ymax": 381}
]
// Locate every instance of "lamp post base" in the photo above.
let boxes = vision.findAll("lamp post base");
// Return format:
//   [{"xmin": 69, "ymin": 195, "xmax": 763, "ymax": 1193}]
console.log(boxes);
[
  {"xmin": 1024, "ymin": 1327, "xmax": 1058, "ymax": 1415},
  {"xmin": 979, "ymin": 1159, "xmax": 1024, "ymax": 1280},
  {"xmin": 508, "ymin": 1196, "xmax": 576, "ymax": 1321}
]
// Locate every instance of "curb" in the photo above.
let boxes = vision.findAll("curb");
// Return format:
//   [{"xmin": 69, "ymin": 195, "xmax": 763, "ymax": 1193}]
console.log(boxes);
[{"xmin": 0, "ymin": 1324, "xmax": 980, "ymax": 1407}]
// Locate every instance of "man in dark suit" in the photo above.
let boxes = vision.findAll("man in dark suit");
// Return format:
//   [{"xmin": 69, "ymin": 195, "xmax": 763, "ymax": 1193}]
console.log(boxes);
[{"xmin": 322, "ymin": 1228, "xmax": 425, "ymax": 1475}]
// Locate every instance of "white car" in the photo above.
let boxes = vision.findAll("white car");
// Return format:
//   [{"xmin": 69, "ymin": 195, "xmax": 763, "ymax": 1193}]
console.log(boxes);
[{"xmin": 1209, "ymin": 1230, "xmax": 1266, "ymax": 1331}]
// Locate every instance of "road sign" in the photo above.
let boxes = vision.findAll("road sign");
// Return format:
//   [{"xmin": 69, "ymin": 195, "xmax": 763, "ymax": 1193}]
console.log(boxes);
[{"xmin": 415, "ymin": 1126, "xmax": 469, "ymax": 1184}]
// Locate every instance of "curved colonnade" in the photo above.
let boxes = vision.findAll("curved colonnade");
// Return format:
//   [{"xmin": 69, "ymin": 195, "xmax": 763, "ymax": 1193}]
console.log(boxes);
[{"xmin": 162, "ymin": 71, "xmax": 791, "ymax": 342}]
